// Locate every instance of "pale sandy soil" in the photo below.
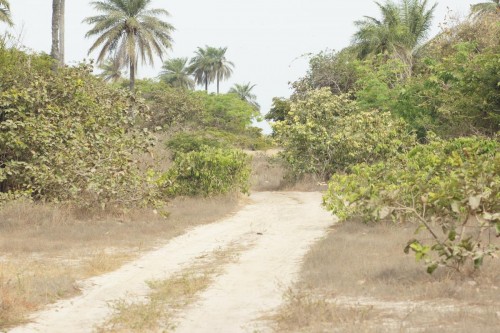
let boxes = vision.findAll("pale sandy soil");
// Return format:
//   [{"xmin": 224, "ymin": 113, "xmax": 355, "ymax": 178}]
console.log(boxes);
[{"xmin": 8, "ymin": 191, "xmax": 333, "ymax": 333}]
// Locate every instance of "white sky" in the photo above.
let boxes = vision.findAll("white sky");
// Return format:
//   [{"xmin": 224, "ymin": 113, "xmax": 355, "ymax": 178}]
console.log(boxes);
[{"xmin": 6, "ymin": 0, "xmax": 475, "ymax": 132}]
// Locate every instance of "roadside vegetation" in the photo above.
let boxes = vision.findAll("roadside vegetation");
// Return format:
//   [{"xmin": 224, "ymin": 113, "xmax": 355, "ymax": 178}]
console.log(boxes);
[
  {"xmin": 271, "ymin": 1, "xmax": 499, "ymax": 330},
  {"xmin": 0, "ymin": 0, "xmax": 271, "ymax": 329}
]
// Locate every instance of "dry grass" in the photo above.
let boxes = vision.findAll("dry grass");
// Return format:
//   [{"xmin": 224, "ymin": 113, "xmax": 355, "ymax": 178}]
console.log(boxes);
[
  {"xmin": 0, "ymin": 195, "xmax": 241, "ymax": 329},
  {"xmin": 275, "ymin": 220, "xmax": 500, "ymax": 332},
  {"xmin": 96, "ymin": 243, "xmax": 245, "ymax": 332},
  {"xmin": 249, "ymin": 151, "xmax": 327, "ymax": 192}
]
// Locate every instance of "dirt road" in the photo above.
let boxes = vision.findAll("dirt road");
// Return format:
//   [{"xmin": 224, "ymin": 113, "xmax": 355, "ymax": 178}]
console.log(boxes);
[{"xmin": 9, "ymin": 192, "xmax": 333, "ymax": 333}]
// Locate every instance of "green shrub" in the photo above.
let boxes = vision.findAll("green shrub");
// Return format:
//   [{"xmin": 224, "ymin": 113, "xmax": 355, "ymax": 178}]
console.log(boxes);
[
  {"xmin": 324, "ymin": 137, "xmax": 500, "ymax": 273},
  {"xmin": 156, "ymin": 147, "xmax": 251, "ymax": 197},
  {"xmin": 166, "ymin": 132, "xmax": 227, "ymax": 157},
  {"xmin": 0, "ymin": 47, "xmax": 152, "ymax": 207},
  {"xmin": 273, "ymin": 88, "xmax": 415, "ymax": 180}
]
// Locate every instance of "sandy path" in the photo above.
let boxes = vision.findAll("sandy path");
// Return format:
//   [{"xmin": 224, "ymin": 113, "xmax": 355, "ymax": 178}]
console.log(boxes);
[{"xmin": 9, "ymin": 192, "xmax": 333, "ymax": 333}]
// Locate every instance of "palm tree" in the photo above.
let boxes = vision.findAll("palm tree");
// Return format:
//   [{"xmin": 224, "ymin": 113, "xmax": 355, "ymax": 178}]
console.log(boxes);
[
  {"xmin": 159, "ymin": 57, "xmax": 195, "ymax": 89},
  {"xmin": 189, "ymin": 46, "xmax": 217, "ymax": 92},
  {"xmin": 471, "ymin": 0, "xmax": 500, "ymax": 16},
  {"xmin": 0, "ymin": 0, "xmax": 13, "ymax": 27},
  {"xmin": 97, "ymin": 57, "xmax": 126, "ymax": 82},
  {"xmin": 51, "ymin": 0, "xmax": 65, "ymax": 69},
  {"xmin": 212, "ymin": 47, "xmax": 234, "ymax": 94},
  {"xmin": 84, "ymin": 0, "xmax": 175, "ymax": 91},
  {"xmin": 229, "ymin": 83, "xmax": 260, "ymax": 110},
  {"xmin": 353, "ymin": 0, "xmax": 436, "ymax": 65}
]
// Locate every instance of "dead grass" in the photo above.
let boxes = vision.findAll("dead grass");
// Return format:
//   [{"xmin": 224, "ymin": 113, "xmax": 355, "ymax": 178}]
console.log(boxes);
[
  {"xmin": 96, "ymin": 243, "xmax": 245, "ymax": 332},
  {"xmin": 249, "ymin": 151, "xmax": 327, "ymax": 192},
  {"xmin": 274, "ymin": 220, "xmax": 500, "ymax": 332},
  {"xmin": 0, "ymin": 195, "xmax": 242, "ymax": 330}
]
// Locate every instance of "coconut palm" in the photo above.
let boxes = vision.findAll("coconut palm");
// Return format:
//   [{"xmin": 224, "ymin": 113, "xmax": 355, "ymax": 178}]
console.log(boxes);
[
  {"xmin": 84, "ymin": 0, "xmax": 175, "ymax": 91},
  {"xmin": 229, "ymin": 83, "xmax": 260, "ymax": 110},
  {"xmin": 97, "ymin": 56, "xmax": 126, "ymax": 82},
  {"xmin": 159, "ymin": 57, "xmax": 195, "ymax": 89},
  {"xmin": 189, "ymin": 46, "xmax": 217, "ymax": 92},
  {"xmin": 471, "ymin": 0, "xmax": 500, "ymax": 16},
  {"xmin": 0, "ymin": 0, "xmax": 13, "ymax": 27},
  {"xmin": 353, "ymin": 0, "xmax": 436, "ymax": 63},
  {"xmin": 189, "ymin": 46, "xmax": 234, "ymax": 93},
  {"xmin": 212, "ymin": 47, "xmax": 234, "ymax": 94},
  {"xmin": 51, "ymin": 0, "xmax": 65, "ymax": 68}
]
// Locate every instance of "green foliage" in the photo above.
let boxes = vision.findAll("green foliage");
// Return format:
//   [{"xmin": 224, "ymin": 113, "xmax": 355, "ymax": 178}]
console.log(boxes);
[
  {"xmin": 324, "ymin": 137, "xmax": 500, "ymax": 273},
  {"xmin": 140, "ymin": 82, "xmax": 203, "ymax": 129},
  {"xmin": 273, "ymin": 88, "xmax": 415, "ymax": 180},
  {"xmin": 197, "ymin": 92, "xmax": 259, "ymax": 133},
  {"xmin": 265, "ymin": 97, "xmax": 291, "ymax": 123},
  {"xmin": 0, "ymin": 47, "xmax": 152, "ymax": 207},
  {"xmin": 166, "ymin": 132, "xmax": 227, "ymax": 157},
  {"xmin": 291, "ymin": 48, "xmax": 358, "ymax": 97},
  {"xmin": 155, "ymin": 147, "xmax": 251, "ymax": 197}
]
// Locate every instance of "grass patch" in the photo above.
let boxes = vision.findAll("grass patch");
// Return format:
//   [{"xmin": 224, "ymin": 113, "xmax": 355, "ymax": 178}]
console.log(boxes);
[
  {"xmin": 274, "ymin": 221, "xmax": 500, "ymax": 332},
  {"xmin": 0, "ymin": 195, "xmax": 242, "ymax": 330},
  {"xmin": 97, "ymin": 243, "xmax": 245, "ymax": 332}
]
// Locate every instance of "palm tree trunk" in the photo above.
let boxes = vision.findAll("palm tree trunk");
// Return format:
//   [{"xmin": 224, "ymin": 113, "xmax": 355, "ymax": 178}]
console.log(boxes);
[
  {"xmin": 217, "ymin": 77, "xmax": 220, "ymax": 94},
  {"xmin": 129, "ymin": 59, "xmax": 135, "ymax": 91},
  {"xmin": 51, "ymin": 0, "xmax": 60, "ymax": 69},
  {"xmin": 60, "ymin": 0, "xmax": 65, "ymax": 65},
  {"xmin": 51, "ymin": 0, "xmax": 64, "ymax": 69},
  {"xmin": 205, "ymin": 78, "xmax": 208, "ymax": 92}
]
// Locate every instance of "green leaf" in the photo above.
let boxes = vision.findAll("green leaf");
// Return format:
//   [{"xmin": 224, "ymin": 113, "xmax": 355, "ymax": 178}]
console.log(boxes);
[{"xmin": 426, "ymin": 263, "xmax": 438, "ymax": 274}]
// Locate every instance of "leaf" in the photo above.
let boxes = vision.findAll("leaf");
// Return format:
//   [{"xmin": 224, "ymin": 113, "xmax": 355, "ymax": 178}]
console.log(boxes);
[
  {"xmin": 474, "ymin": 257, "xmax": 483, "ymax": 269},
  {"xmin": 468, "ymin": 195, "xmax": 481, "ymax": 210},
  {"xmin": 426, "ymin": 263, "xmax": 438, "ymax": 274},
  {"xmin": 448, "ymin": 229, "xmax": 457, "ymax": 241}
]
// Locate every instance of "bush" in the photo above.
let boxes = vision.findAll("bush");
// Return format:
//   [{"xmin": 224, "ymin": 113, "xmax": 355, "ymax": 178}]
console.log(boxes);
[
  {"xmin": 156, "ymin": 147, "xmax": 251, "ymax": 197},
  {"xmin": 0, "ymin": 47, "xmax": 152, "ymax": 207},
  {"xmin": 323, "ymin": 137, "xmax": 500, "ymax": 273},
  {"xmin": 273, "ymin": 88, "xmax": 415, "ymax": 180},
  {"xmin": 166, "ymin": 132, "xmax": 227, "ymax": 158}
]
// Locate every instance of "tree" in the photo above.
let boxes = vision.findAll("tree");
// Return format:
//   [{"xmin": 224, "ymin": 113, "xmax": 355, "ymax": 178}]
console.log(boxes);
[
  {"xmin": 229, "ymin": 82, "xmax": 260, "ymax": 110},
  {"xmin": 353, "ymin": 0, "xmax": 436, "ymax": 70},
  {"xmin": 0, "ymin": 0, "xmax": 13, "ymax": 26},
  {"xmin": 51, "ymin": 0, "xmax": 65, "ymax": 69},
  {"xmin": 97, "ymin": 56, "xmax": 125, "ymax": 83},
  {"xmin": 189, "ymin": 46, "xmax": 217, "ymax": 92},
  {"xmin": 212, "ymin": 47, "xmax": 234, "ymax": 94},
  {"xmin": 189, "ymin": 46, "xmax": 234, "ymax": 93},
  {"xmin": 471, "ymin": 0, "xmax": 500, "ymax": 16},
  {"xmin": 265, "ymin": 97, "xmax": 290, "ymax": 122},
  {"xmin": 84, "ymin": 0, "xmax": 175, "ymax": 91},
  {"xmin": 159, "ymin": 57, "xmax": 195, "ymax": 89}
]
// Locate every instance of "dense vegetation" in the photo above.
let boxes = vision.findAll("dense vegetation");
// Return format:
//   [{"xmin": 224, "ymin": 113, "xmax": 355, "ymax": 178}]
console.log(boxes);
[
  {"xmin": 269, "ymin": 4, "xmax": 499, "ymax": 273},
  {"xmin": 0, "ymin": 46, "xmax": 264, "ymax": 209}
]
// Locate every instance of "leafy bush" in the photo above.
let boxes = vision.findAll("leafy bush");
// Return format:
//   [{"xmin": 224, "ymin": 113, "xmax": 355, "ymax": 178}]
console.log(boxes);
[
  {"xmin": 324, "ymin": 137, "xmax": 500, "ymax": 273},
  {"xmin": 273, "ymin": 88, "xmax": 415, "ymax": 180},
  {"xmin": 156, "ymin": 147, "xmax": 251, "ymax": 197},
  {"xmin": 139, "ymin": 82, "xmax": 203, "ymax": 130},
  {"xmin": 0, "ymin": 47, "xmax": 152, "ymax": 207},
  {"xmin": 166, "ymin": 132, "xmax": 227, "ymax": 157},
  {"xmin": 197, "ymin": 92, "xmax": 260, "ymax": 133}
]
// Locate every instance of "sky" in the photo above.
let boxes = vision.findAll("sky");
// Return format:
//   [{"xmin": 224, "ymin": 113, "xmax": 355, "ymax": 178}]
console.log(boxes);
[{"xmin": 7, "ymin": 0, "xmax": 475, "ymax": 132}]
